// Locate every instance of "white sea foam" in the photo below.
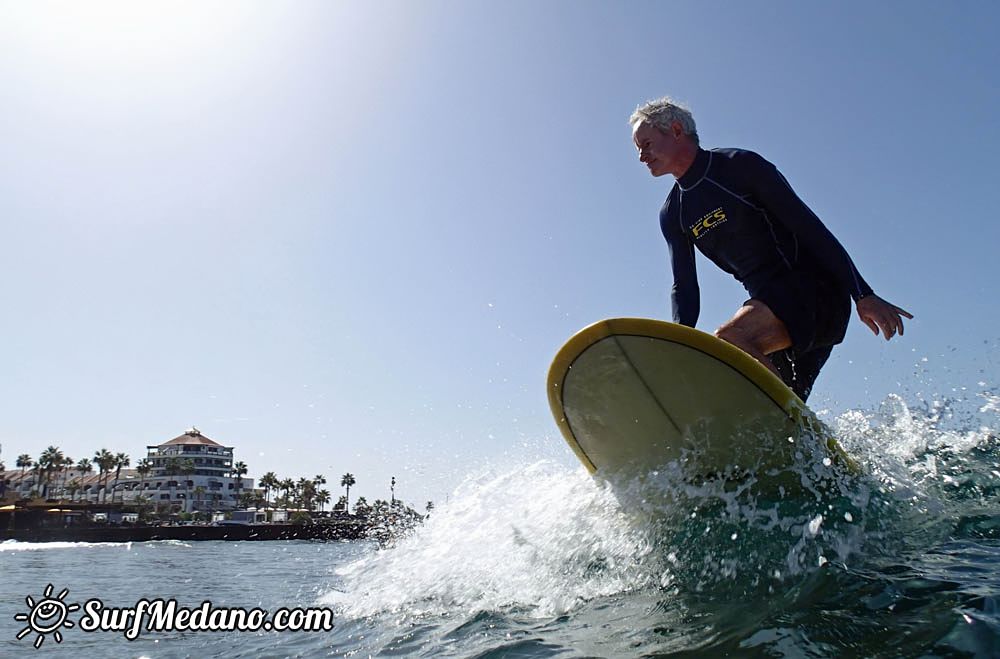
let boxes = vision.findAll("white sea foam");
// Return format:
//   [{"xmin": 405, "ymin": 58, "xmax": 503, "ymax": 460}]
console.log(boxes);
[
  {"xmin": 0, "ymin": 540, "xmax": 133, "ymax": 552},
  {"xmin": 142, "ymin": 539, "xmax": 193, "ymax": 549},
  {"xmin": 980, "ymin": 393, "xmax": 1000, "ymax": 415},
  {"xmin": 834, "ymin": 393, "xmax": 997, "ymax": 487},
  {"xmin": 324, "ymin": 460, "xmax": 657, "ymax": 618}
]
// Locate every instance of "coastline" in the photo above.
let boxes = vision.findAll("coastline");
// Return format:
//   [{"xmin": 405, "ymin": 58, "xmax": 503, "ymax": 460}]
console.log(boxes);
[{"xmin": 0, "ymin": 521, "xmax": 366, "ymax": 543}]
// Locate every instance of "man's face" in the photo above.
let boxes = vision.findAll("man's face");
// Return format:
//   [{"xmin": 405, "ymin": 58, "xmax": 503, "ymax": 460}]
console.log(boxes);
[{"xmin": 632, "ymin": 120, "xmax": 682, "ymax": 178}]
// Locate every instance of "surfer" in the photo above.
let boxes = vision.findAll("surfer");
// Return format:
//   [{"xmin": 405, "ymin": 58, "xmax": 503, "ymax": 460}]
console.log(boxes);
[{"xmin": 630, "ymin": 97, "xmax": 912, "ymax": 401}]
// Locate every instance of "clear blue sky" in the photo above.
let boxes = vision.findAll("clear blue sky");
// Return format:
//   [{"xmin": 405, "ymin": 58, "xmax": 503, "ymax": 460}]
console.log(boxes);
[{"xmin": 2, "ymin": 1, "xmax": 998, "ymax": 505}]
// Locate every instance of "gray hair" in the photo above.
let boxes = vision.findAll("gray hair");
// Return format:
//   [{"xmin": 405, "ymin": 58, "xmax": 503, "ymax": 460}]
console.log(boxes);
[{"xmin": 629, "ymin": 96, "xmax": 699, "ymax": 146}]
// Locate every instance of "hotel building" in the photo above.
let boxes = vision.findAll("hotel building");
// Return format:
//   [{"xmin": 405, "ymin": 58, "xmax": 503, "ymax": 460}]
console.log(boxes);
[{"xmin": 137, "ymin": 427, "xmax": 253, "ymax": 513}]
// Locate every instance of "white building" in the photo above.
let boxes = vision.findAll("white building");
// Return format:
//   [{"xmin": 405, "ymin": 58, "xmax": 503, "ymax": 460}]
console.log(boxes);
[{"xmin": 137, "ymin": 428, "xmax": 254, "ymax": 513}]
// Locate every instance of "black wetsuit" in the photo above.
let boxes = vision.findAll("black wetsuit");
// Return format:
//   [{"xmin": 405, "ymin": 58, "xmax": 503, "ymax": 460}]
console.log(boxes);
[{"xmin": 660, "ymin": 147, "xmax": 873, "ymax": 401}]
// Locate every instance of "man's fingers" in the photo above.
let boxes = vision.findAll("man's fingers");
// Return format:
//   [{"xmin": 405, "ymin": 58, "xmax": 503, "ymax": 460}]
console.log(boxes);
[
  {"xmin": 890, "ymin": 314, "xmax": 901, "ymax": 338},
  {"xmin": 860, "ymin": 300, "xmax": 912, "ymax": 341},
  {"xmin": 874, "ymin": 314, "xmax": 896, "ymax": 340},
  {"xmin": 883, "ymin": 318, "xmax": 894, "ymax": 340}
]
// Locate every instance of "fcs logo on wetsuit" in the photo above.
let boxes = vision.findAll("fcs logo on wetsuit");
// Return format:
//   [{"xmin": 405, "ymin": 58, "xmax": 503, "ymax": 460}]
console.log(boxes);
[{"xmin": 689, "ymin": 207, "xmax": 728, "ymax": 239}]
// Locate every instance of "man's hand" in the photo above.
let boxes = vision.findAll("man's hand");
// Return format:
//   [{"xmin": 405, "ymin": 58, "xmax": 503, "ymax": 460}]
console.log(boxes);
[{"xmin": 856, "ymin": 295, "xmax": 913, "ymax": 340}]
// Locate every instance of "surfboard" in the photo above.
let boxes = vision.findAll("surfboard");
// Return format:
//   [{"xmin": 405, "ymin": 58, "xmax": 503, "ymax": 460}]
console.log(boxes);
[{"xmin": 547, "ymin": 318, "xmax": 856, "ymax": 482}]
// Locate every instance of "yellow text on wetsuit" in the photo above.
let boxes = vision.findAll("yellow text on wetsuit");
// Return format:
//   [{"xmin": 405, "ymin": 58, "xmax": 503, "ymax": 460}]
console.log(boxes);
[{"xmin": 690, "ymin": 207, "xmax": 728, "ymax": 239}]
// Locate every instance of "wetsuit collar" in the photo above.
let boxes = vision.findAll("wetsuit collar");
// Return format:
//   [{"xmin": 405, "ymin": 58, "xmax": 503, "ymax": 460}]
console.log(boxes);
[{"xmin": 677, "ymin": 148, "xmax": 710, "ymax": 191}]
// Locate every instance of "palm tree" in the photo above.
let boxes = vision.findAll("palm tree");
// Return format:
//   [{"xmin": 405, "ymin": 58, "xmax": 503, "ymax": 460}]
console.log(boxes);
[
  {"xmin": 39, "ymin": 446, "xmax": 65, "ymax": 498},
  {"xmin": 134, "ymin": 494, "xmax": 152, "ymax": 522},
  {"xmin": 72, "ymin": 459, "xmax": 92, "ymax": 503},
  {"xmin": 113, "ymin": 453, "xmax": 130, "ymax": 503},
  {"xmin": 353, "ymin": 496, "xmax": 369, "ymax": 517},
  {"xmin": 135, "ymin": 458, "xmax": 152, "ymax": 494},
  {"xmin": 340, "ymin": 473, "xmax": 356, "ymax": 510},
  {"xmin": 161, "ymin": 457, "xmax": 178, "ymax": 510},
  {"xmin": 16, "ymin": 454, "xmax": 32, "ymax": 494},
  {"xmin": 164, "ymin": 457, "xmax": 180, "ymax": 480},
  {"xmin": 316, "ymin": 489, "xmax": 331, "ymax": 512},
  {"xmin": 179, "ymin": 459, "xmax": 195, "ymax": 513},
  {"xmin": 232, "ymin": 461, "xmax": 248, "ymax": 506},
  {"xmin": 296, "ymin": 477, "xmax": 313, "ymax": 510},
  {"xmin": 30, "ymin": 456, "xmax": 45, "ymax": 499},
  {"xmin": 66, "ymin": 478, "xmax": 83, "ymax": 501},
  {"xmin": 38, "ymin": 446, "xmax": 64, "ymax": 499},
  {"xmin": 193, "ymin": 485, "xmax": 206, "ymax": 513},
  {"xmin": 132, "ymin": 458, "xmax": 151, "ymax": 518},
  {"xmin": 36, "ymin": 447, "xmax": 51, "ymax": 497},
  {"xmin": 94, "ymin": 449, "xmax": 116, "ymax": 503},
  {"xmin": 259, "ymin": 472, "xmax": 279, "ymax": 507},
  {"xmin": 52, "ymin": 454, "xmax": 71, "ymax": 499},
  {"xmin": 39, "ymin": 454, "xmax": 65, "ymax": 498},
  {"xmin": 30, "ymin": 462, "xmax": 43, "ymax": 497},
  {"xmin": 279, "ymin": 478, "xmax": 295, "ymax": 507}
]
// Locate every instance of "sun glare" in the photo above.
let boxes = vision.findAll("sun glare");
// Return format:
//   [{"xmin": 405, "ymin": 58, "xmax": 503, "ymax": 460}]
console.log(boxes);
[{"xmin": 5, "ymin": 1, "xmax": 263, "ymax": 67}]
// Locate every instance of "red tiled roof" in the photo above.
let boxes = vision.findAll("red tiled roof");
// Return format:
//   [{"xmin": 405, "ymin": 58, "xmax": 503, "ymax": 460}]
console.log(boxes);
[{"xmin": 159, "ymin": 428, "xmax": 224, "ymax": 447}]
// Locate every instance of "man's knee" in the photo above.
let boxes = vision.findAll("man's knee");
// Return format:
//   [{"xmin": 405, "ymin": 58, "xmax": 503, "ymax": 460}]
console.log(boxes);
[
  {"xmin": 715, "ymin": 324, "xmax": 754, "ymax": 350},
  {"xmin": 715, "ymin": 320, "xmax": 785, "ymax": 356},
  {"xmin": 717, "ymin": 303, "xmax": 792, "ymax": 355}
]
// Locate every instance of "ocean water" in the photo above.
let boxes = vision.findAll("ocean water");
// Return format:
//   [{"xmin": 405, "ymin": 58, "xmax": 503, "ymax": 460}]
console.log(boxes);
[{"xmin": 2, "ymin": 393, "xmax": 1000, "ymax": 657}]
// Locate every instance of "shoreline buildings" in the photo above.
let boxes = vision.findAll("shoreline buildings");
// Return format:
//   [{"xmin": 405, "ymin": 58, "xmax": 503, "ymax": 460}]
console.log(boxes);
[{"xmin": 1, "ymin": 428, "xmax": 254, "ymax": 514}]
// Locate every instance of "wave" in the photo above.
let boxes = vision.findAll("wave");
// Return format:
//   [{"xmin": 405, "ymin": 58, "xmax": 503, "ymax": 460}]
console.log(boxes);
[{"xmin": 325, "ymin": 390, "xmax": 1000, "ymax": 625}]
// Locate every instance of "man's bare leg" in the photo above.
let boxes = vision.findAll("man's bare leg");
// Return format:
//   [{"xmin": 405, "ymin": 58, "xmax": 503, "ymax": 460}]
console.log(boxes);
[{"xmin": 714, "ymin": 300, "xmax": 793, "ymax": 379}]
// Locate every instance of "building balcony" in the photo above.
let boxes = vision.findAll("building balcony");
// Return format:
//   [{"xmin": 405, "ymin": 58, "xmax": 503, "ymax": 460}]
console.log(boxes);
[{"xmin": 148, "ymin": 447, "xmax": 233, "ymax": 458}]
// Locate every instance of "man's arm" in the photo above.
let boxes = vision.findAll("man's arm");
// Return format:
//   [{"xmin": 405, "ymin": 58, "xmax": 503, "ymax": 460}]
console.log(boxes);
[
  {"xmin": 740, "ymin": 151, "xmax": 873, "ymax": 300},
  {"xmin": 660, "ymin": 199, "xmax": 700, "ymax": 326},
  {"xmin": 741, "ymin": 151, "xmax": 912, "ymax": 338}
]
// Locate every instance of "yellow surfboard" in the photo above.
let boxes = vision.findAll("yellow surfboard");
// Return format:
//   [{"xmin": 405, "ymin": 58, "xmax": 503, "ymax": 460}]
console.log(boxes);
[{"xmin": 547, "ymin": 318, "xmax": 856, "ymax": 480}]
